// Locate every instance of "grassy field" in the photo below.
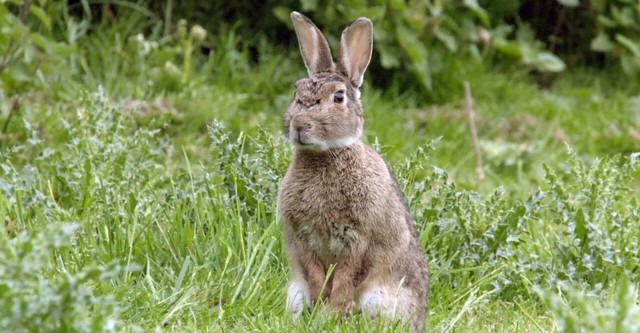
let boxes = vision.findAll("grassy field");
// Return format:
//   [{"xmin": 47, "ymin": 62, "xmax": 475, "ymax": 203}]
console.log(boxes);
[{"xmin": 1, "ymin": 9, "xmax": 640, "ymax": 333}]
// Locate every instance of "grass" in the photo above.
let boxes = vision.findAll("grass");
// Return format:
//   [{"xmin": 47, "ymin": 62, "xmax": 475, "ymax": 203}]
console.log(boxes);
[{"xmin": 1, "ymin": 9, "xmax": 640, "ymax": 333}]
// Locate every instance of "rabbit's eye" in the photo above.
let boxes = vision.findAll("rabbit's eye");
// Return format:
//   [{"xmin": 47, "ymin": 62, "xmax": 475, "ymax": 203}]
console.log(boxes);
[
  {"xmin": 296, "ymin": 98, "xmax": 320, "ymax": 107},
  {"xmin": 334, "ymin": 90, "xmax": 345, "ymax": 103}
]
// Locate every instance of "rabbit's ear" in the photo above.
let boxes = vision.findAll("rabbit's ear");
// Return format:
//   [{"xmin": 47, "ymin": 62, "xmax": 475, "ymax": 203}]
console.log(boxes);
[
  {"xmin": 338, "ymin": 18, "xmax": 373, "ymax": 88},
  {"xmin": 291, "ymin": 11, "xmax": 334, "ymax": 75}
]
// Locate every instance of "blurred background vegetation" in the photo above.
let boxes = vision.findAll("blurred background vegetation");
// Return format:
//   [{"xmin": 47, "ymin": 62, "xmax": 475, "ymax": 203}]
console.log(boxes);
[{"xmin": 3, "ymin": 0, "xmax": 640, "ymax": 94}]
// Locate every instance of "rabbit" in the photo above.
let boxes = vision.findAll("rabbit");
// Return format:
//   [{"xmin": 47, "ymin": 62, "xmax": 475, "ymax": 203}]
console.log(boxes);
[{"xmin": 278, "ymin": 11, "xmax": 429, "ymax": 331}]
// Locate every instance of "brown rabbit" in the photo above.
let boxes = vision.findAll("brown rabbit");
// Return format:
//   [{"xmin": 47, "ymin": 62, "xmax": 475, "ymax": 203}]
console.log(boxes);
[{"xmin": 278, "ymin": 11, "xmax": 429, "ymax": 331}]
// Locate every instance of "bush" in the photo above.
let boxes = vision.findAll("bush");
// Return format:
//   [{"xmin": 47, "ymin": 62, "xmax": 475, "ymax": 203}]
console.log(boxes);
[
  {"xmin": 0, "ymin": 1, "xmax": 79, "ymax": 94},
  {"xmin": 408, "ymin": 148, "xmax": 640, "ymax": 293},
  {"xmin": 0, "ymin": 222, "xmax": 127, "ymax": 333},
  {"xmin": 485, "ymin": 0, "xmax": 640, "ymax": 74},
  {"xmin": 537, "ymin": 278, "xmax": 640, "ymax": 333}
]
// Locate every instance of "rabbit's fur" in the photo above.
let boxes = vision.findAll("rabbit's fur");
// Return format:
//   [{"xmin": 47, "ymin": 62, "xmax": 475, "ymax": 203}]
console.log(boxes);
[{"xmin": 278, "ymin": 11, "xmax": 429, "ymax": 331}]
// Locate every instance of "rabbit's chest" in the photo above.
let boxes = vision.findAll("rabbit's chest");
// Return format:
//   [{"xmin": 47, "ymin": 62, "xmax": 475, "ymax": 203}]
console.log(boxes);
[
  {"xmin": 284, "ymin": 183, "xmax": 362, "ymax": 264},
  {"xmin": 299, "ymin": 220, "xmax": 358, "ymax": 265}
]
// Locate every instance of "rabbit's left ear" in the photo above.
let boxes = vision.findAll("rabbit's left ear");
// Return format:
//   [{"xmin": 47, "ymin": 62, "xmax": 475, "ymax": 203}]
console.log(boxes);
[
  {"xmin": 338, "ymin": 18, "xmax": 373, "ymax": 88},
  {"xmin": 291, "ymin": 11, "xmax": 335, "ymax": 75}
]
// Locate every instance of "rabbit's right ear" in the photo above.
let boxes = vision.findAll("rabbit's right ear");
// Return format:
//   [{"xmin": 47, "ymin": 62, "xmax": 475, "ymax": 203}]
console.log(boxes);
[
  {"xmin": 337, "ymin": 18, "xmax": 372, "ymax": 88},
  {"xmin": 291, "ymin": 11, "xmax": 334, "ymax": 75}
]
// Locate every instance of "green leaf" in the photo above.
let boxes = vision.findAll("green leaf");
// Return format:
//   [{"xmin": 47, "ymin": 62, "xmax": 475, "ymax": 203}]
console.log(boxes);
[
  {"xmin": 557, "ymin": 0, "xmax": 580, "ymax": 7},
  {"xmin": 616, "ymin": 34, "xmax": 640, "ymax": 57},
  {"xmin": 395, "ymin": 22, "xmax": 431, "ymax": 89},
  {"xmin": 530, "ymin": 52, "xmax": 566, "ymax": 72},
  {"xmin": 493, "ymin": 38, "xmax": 523, "ymax": 57},
  {"xmin": 463, "ymin": 0, "xmax": 491, "ymax": 27},
  {"xmin": 591, "ymin": 32, "xmax": 614, "ymax": 52},
  {"xmin": 435, "ymin": 27, "xmax": 458, "ymax": 51},
  {"xmin": 272, "ymin": 6, "xmax": 290, "ymax": 25},
  {"xmin": 596, "ymin": 14, "xmax": 617, "ymax": 28},
  {"xmin": 620, "ymin": 53, "xmax": 640, "ymax": 75},
  {"xmin": 29, "ymin": 32, "xmax": 48, "ymax": 50},
  {"xmin": 29, "ymin": 32, "xmax": 76, "ymax": 57},
  {"xmin": 29, "ymin": 4, "xmax": 51, "ymax": 31},
  {"xmin": 574, "ymin": 208, "xmax": 588, "ymax": 250},
  {"xmin": 611, "ymin": 5, "xmax": 636, "ymax": 27}
]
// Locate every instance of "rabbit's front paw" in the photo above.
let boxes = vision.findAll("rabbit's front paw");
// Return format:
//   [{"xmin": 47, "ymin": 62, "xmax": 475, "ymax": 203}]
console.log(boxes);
[{"xmin": 329, "ymin": 295, "xmax": 356, "ymax": 315}]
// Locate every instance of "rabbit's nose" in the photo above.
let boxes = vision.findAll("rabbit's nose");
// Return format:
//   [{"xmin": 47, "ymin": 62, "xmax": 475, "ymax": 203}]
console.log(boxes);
[{"xmin": 295, "ymin": 123, "xmax": 312, "ymax": 133}]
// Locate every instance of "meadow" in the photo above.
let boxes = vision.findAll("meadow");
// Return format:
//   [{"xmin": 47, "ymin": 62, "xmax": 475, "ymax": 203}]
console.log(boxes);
[{"xmin": 1, "ymin": 3, "xmax": 640, "ymax": 332}]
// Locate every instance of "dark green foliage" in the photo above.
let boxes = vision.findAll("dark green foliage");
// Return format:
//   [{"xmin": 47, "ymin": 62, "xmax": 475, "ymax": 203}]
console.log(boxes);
[
  {"xmin": 0, "ymin": 1, "xmax": 83, "ymax": 94},
  {"xmin": 511, "ymin": 0, "xmax": 640, "ymax": 75},
  {"xmin": 155, "ymin": 0, "xmax": 568, "ymax": 90},
  {"xmin": 2, "ymin": 0, "xmax": 639, "ymax": 99}
]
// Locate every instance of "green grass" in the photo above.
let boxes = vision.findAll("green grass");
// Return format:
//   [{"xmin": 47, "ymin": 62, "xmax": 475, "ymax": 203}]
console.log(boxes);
[{"xmin": 1, "ymin": 11, "xmax": 640, "ymax": 333}]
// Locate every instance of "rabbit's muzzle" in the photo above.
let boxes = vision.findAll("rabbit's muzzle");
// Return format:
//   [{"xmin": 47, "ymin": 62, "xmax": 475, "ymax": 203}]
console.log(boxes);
[{"xmin": 289, "ymin": 118, "xmax": 314, "ymax": 145}]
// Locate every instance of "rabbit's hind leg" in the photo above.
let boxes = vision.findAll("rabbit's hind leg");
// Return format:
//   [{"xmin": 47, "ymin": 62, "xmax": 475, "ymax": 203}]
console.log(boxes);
[
  {"xmin": 357, "ymin": 280, "xmax": 413, "ymax": 321},
  {"xmin": 286, "ymin": 274, "xmax": 311, "ymax": 315}
]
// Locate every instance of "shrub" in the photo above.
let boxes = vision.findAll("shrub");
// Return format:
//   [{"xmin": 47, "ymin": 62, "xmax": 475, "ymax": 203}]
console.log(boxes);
[
  {"xmin": 537, "ymin": 278, "xmax": 640, "ymax": 333},
  {"xmin": 0, "ymin": 222, "xmax": 126, "ymax": 333}
]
